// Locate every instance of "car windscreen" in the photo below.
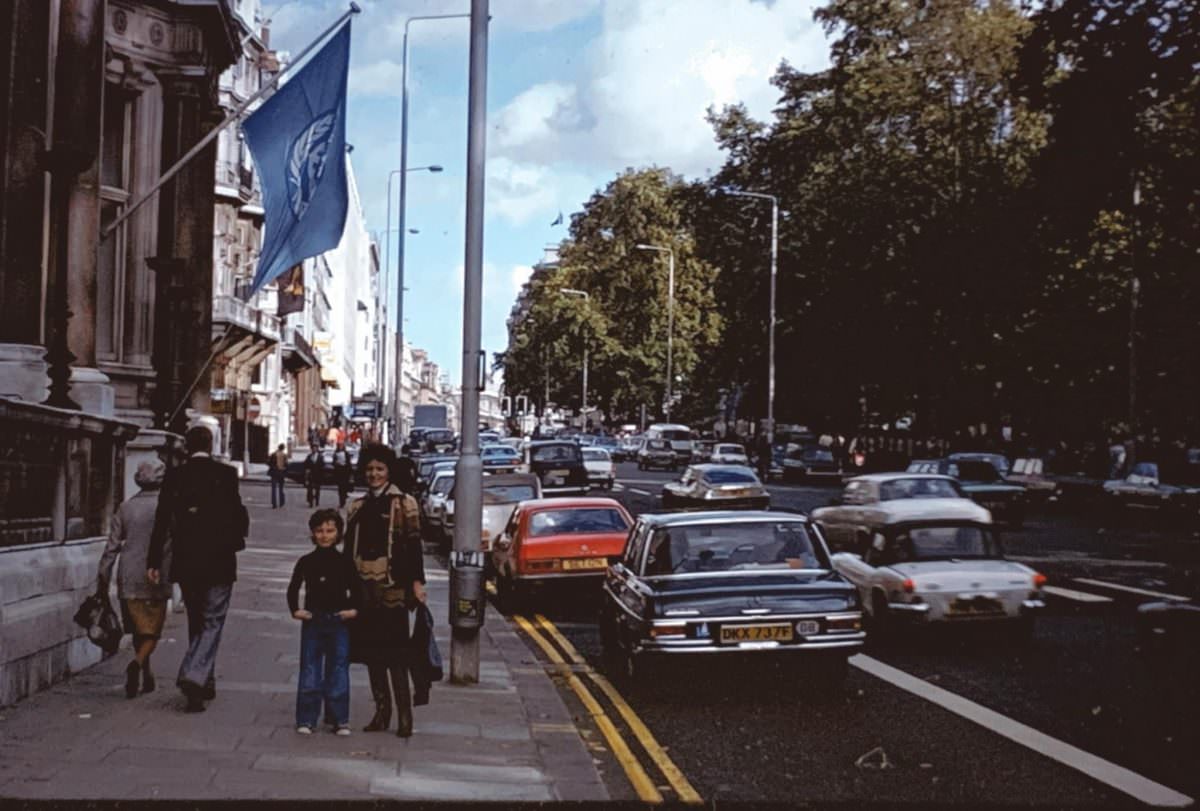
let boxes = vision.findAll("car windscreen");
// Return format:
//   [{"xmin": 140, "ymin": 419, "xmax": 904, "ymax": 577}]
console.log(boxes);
[
  {"xmin": 701, "ymin": 468, "xmax": 758, "ymax": 485},
  {"xmin": 716, "ymin": 445, "xmax": 744, "ymax": 455},
  {"xmin": 483, "ymin": 484, "xmax": 538, "ymax": 504},
  {"xmin": 658, "ymin": 430, "xmax": 691, "ymax": 441},
  {"xmin": 643, "ymin": 521, "xmax": 827, "ymax": 575},
  {"xmin": 646, "ymin": 440, "xmax": 671, "ymax": 451},
  {"xmin": 896, "ymin": 525, "xmax": 1001, "ymax": 560},
  {"xmin": 879, "ymin": 478, "xmax": 960, "ymax": 500},
  {"xmin": 531, "ymin": 445, "xmax": 582, "ymax": 463},
  {"xmin": 582, "ymin": 448, "xmax": 610, "ymax": 461},
  {"xmin": 528, "ymin": 508, "xmax": 629, "ymax": 537}
]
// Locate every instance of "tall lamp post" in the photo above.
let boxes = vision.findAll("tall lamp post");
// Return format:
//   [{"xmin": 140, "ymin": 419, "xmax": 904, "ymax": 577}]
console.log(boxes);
[
  {"xmin": 559, "ymin": 288, "xmax": 589, "ymax": 420},
  {"xmin": 386, "ymin": 164, "xmax": 441, "ymax": 442},
  {"xmin": 724, "ymin": 189, "xmax": 779, "ymax": 445},
  {"xmin": 634, "ymin": 244, "xmax": 675, "ymax": 422}
]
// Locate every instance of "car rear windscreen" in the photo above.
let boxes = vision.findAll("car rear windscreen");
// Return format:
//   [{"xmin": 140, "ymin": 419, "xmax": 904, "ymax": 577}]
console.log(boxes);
[
  {"xmin": 532, "ymin": 445, "xmax": 582, "ymax": 463},
  {"xmin": 528, "ymin": 508, "xmax": 629, "ymax": 537},
  {"xmin": 483, "ymin": 485, "xmax": 538, "ymax": 504},
  {"xmin": 701, "ymin": 468, "xmax": 758, "ymax": 485},
  {"xmin": 643, "ymin": 521, "xmax": 827, "ymax": 575}
]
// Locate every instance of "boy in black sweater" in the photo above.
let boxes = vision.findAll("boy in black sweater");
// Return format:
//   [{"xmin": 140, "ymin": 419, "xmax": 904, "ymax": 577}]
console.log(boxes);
[{"xmin": 287, "ymin": 509, "xmax": 363, "ymax": 735}]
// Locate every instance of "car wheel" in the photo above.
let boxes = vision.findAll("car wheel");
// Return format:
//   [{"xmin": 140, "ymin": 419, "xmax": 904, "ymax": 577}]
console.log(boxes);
[{"xmin": 868, "ymin": 591, "xmax": 893, "ymax": 636}]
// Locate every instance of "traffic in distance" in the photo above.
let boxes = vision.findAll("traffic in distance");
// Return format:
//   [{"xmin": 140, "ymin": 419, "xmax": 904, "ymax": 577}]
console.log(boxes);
[{"xmin": 394, "ymin": 420, "xmax": 1200, "ymax": 805}]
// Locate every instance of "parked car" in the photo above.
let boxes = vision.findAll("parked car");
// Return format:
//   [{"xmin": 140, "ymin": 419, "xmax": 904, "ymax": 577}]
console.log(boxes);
[
  {"xmin": 948, "ymin": 452, "xmax": 1011, "ymax": 476},
  {"xmin": 520, "ymin": 441, "xmax": 590, "ymax": 496},
  {"xmin": 811, "ymin": 473, "xmax": 987, "ymax": 552},
  {"xmin": 782, "ymin": 446, "xmax": 840, "ymax": 483},
  {"xmin": 481, "ymin": 444, "xmax": 521, "ymax": 474},
  {"xmin": 599, "ymin": 511, "xmax": 864, "ymax": 684},
  {"xmin": 492, "ymin": 497, "xmax": 633, "ymax": 610},
  {"xmin": 582, "ymin": 447, "xmax": 616, "ymax": 490},
  {"xmin": 907, "ymin": 459, "xmax": 1026, "ymax": 527},
  {"xmin": 637, "ymin": 438, "xmax": 677, "ymax": 471},
  {"xmin": 710, "ymin": 443, "xmax": 748, "ymax": 465},
  {"xmin": 1102, "ymin": 462, "xmax": 1200, "ymax": 520},
  {"xmin": 1005, "ymin": 457, "xmax": 1059, "ymax": 504},
  {"xmin": 830, "ymin": 516, "xmax": 1045, "ymax": 637},
  {"xmin": 416, "ymin": 455, "xmax": 457, "ymax": 495},
  {"xmin": 422, "ymin": 470, "xmax": 455, "ymax": 538},
  {"xmin": 443, "ymin": 472, "xmax": 542, "ymax": 554},
  {"xmin": 661, "ymin": 464, "xmax": 770, "ymax": 510}
]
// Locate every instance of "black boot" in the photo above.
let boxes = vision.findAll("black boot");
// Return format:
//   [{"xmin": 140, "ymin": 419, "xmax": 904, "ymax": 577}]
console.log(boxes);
[
  {"xmin": 390, "ymin": 664, "xmax": 413, "ymax": 738},
  {"xmin": 363, "ymin": 666, "xmax": 392, "ymax": 732},
  {"xmin": 125, "ymin": 660, "xmax": 140, "ymax": 699},
  {"xmin": 142, "ymin": 656, "xmax": 155, "ymax": 694}
]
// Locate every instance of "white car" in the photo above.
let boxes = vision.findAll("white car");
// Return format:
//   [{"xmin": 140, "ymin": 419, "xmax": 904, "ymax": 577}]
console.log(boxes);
[
  {"xmin": 710, "ymin": 443, "xmax": 748, "ymax": 465},
  {"xmin": 828, "ymin": 514, "xmax": 1046, "ymax": 634},
  {"xmin": 443, "ymin": 473, "xmax": 542, "ymax": 554},
  {"xmin": 582, "ymin": 447, "xmax": 616, "ymax": 489},
  {"xmin": 423, "ymin": 470, "xmax": 455, "ymax": 533},
  {"xmin": 810, "ymin": 473, "xmax": 987, "ymax": 552}
]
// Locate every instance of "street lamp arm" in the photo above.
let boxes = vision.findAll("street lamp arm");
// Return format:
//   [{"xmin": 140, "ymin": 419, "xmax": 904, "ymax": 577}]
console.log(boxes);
[
  {"xmin": 406, "ymin": 13, "xmax": 472, "ymax": 34},
  {"xmin": 723, "ymin": 188, "xmax": 778, "ymax": 205}
]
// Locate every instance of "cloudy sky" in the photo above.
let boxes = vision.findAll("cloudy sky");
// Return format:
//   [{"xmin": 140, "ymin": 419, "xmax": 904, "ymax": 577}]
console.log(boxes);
[{"xmin": 266, "ymin": 0, "xmax": 831, "ymax": 384}]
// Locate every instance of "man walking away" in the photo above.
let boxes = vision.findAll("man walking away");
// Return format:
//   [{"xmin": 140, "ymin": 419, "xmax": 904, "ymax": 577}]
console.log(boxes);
[
  {"xmin": 147, "ymin": 426, "xmax": 249, "ymax": 713},
  {"xmin": 269, "ymin": 443, "xmax": 289, "ymax": 509},
  {"xmin": 333, "ymin": 442, "xmax": 353, "ymax": 508},
  {"xmin": 305, "ymin": 445, "xmax": 325, "ymax": 508}
]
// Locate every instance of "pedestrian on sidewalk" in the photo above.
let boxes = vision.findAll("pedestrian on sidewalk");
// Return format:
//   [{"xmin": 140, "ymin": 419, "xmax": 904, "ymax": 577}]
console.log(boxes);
[
  {"xmin": 97, "ymin": 459, "xmax": 173, "ymax": 699},
  {"xmin": 288, "ymin": 509, "xmax": 363, "ymax": 736},
  {"xmin": 304, "ymin": 445, "xmax": 324, "ymax": 508},
  {"xmin": 344, "ymin": 445, "xmax": 426, "ymax": 738},
  {"xmin": 332, "ymin": 442, "xmax": 353, "ymax": 508},
  {"xmin": 147, "ymin": 426, "xmax": 250, "ymax": 713},
  {"xmin": 269, "ymin": 443, "xmax": 289, "ymax": 509}
]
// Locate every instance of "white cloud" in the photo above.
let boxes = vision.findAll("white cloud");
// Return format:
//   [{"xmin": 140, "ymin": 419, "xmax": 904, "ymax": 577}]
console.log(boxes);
[
  {"xmin": 489, "ymin": 0, "xmax": 829, "ymax": 177},
  {"xmin": 486, "ymin": 157, "xmax": 558, "ymax": 226},
  {"xmin": 510, "ymin": 264, "xmax": 534, "ymax": 294},
  {"xmin": 348, "ymin": 58, "xmax": 403, "ymax": 97}
]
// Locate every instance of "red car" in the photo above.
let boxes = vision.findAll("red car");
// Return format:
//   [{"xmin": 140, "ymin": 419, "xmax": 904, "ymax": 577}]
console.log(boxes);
[{"xmin": 492, "ymin": 497, "xmax": 633, "ymax": 610}]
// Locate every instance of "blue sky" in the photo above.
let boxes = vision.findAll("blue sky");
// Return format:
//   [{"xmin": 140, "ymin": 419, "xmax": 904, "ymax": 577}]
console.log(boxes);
[{"xmin": 268, "ymin": 0, "xmax": 831, "ymax": 384}]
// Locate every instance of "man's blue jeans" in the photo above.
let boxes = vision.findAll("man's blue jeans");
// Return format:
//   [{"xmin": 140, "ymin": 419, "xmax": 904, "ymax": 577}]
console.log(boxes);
[
  {"xmin": 270, "ymin": 472, "xmax": 286, "ymax": 507},
  {"xmin": 296, "ymin": 612, "xmax": 350, "ymax": 728}
]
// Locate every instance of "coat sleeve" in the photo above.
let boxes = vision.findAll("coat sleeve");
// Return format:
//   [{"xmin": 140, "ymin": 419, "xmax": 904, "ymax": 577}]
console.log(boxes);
[
  {"xmin": 389, "ymin": 494, "xmax": 425, "ymax": 586},
  {"xmin": 147, "ymin": 471, "xmax": 174, "ymax": 571},
  {"xmin": 97, "ymin": 503, "xmax": 126, "ymax": 588},
  {"xmin": 286, "ymin": 558, "xmax": 304, "ymax": 614},
  {"xmin": 225, "ymin": 466, "xmax": 250, "ymax": 541}
]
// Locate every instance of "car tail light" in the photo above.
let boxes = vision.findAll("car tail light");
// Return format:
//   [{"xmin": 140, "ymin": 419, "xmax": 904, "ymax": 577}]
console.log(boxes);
[
  {"xmin": 526, "ymin": 559, "xmax": 559, "ymax": 572},
  {"xmin": 902, "ymin": 578, "xmax": 915, "ymax": 593},
  {"xmin": 1033, "ymin": 573, "xmax": 1047, "ymax": 589}
]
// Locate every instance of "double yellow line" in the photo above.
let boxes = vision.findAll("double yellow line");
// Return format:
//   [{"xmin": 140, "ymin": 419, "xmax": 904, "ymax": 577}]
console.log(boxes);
[{"xmin": 513, "ymin": 613, "xmax": 702, "ymax": 805}]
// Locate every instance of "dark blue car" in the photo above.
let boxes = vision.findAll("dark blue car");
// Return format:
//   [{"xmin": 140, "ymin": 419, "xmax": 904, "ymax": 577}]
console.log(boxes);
[{"xmin": 481, "ymin": 444, "xmax": 521, "ymax": 474}]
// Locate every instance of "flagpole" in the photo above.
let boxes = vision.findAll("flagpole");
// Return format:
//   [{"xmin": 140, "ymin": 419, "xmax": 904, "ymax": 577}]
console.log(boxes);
[{"xmin": 100, "ymin": 2, "xmax": 362, "ymax": 241}]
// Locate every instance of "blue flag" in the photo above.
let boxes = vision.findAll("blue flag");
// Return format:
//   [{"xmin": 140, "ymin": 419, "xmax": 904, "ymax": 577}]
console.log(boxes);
[{"xmin": 242, "ymin": 22, "xmax": 351, "ymax": 298}]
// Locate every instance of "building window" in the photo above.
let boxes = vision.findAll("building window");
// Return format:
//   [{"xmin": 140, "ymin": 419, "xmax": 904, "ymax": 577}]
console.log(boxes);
[{"xmin": 98, "ymin": 86, "xmax": 132, "ymax": 361}]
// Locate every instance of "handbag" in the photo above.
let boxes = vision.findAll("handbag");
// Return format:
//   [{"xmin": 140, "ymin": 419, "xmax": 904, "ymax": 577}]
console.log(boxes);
[{"xmin": 73, "ymin": 589, "xmax": 123, "ymax": 655}]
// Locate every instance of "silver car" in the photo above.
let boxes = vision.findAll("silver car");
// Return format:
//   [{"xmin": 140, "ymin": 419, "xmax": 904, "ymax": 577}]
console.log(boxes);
[{"xmin": 444, "ymin": 472, "xmax": 543, "ymax": 554}]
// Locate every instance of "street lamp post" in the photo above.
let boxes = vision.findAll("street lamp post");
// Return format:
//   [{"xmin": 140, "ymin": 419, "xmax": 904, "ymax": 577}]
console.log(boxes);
[
  {"xmin": 724, "ymin": 189, "xmax": 779, "ymax": 445},
  {"xmin": 386, "ymin": 164, "xmax": 441, "ymax": 442},
  {"xmin": 634, "ymin": 244, "xmax": 675, "ymax": 422},
  {"xmin": 395, "ymin": 12, "xmax": 468, "ymax": 446},
  {"xmin": 559, "ymin": 288, "xmax": 589, "ymax": 420}
]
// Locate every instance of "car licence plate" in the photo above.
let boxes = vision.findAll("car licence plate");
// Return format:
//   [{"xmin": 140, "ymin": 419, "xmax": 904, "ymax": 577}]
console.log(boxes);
[
  {"xmin": 562, "ymin": 557, "xmax": 607, "ymax": 571},
  {"xmin": 720, "ymin": 623, "xmax": 794, "ymax": 643}
]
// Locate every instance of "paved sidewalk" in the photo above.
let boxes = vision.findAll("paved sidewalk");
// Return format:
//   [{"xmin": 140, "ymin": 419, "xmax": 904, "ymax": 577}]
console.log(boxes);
[{"xmin": 0, "ymin": 483, "xmax": 607, "ymax": 801}]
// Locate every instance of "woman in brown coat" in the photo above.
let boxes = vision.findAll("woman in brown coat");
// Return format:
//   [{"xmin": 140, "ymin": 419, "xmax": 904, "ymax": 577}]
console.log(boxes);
[{"xmin": 343, "ymin": 445, "xmax": 426, "ymax": 737}]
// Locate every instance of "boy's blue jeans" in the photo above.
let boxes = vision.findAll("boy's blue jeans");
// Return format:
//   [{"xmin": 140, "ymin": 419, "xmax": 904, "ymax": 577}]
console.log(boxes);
[{"xmin": 296, "ymin": 612, "xmax": 350, "ymax": 728}]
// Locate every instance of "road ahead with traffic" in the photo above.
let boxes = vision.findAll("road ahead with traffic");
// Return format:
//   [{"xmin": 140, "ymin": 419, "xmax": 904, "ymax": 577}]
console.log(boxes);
[{"xmin": 488, "ymin": 460, "xmax": 1199, "ymax": 806}]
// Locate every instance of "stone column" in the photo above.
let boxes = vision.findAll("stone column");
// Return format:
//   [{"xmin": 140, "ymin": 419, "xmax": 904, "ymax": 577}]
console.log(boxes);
[{"xmin": 150, "ymin": 70, "xmax": 220, "ymax": 433}]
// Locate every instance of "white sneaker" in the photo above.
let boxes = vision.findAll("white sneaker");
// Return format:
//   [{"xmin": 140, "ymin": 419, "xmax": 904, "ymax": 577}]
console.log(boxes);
[
  {"xmin": 335, "ymin": 725, "xmax": 351, "ymax": 737},
  {"xmin": 296, "ymin": 725, "xmax": 313, "ymax": 735}
]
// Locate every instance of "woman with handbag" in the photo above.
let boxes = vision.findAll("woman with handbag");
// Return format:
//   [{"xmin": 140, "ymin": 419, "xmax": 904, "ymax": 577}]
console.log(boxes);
[
  {"xmin": 343, "ymin": 445, "xmax": 426, "ymax": 737},
  {"xmin": 97, "ymin": 460, "xmax": 173, "ymax": 698}
]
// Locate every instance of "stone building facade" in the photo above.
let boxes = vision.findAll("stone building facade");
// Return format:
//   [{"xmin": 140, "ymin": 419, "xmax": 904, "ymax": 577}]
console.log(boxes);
[{"xmin": 0, "ymin": 0, "xmax": 237, "ymax": 706}]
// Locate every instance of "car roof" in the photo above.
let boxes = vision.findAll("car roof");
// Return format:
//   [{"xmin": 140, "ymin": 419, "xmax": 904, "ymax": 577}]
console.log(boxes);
[
  {"xmin": 847, "ymin": 472, "xmax": 957, "ymax": 483},
  {"xmin": 528, "ymin": 440, "xmax": 578, "ymax": 448},
  {"xmin": 639, "ymin": 510, "xmax": 808, "ymax": 528},
  {"xmin": 687, "ymin": 463, "xmax": 757, "ymax": 474},
  {"xmin": 516, "ymin": 497, "xmax": 628, "ymax": 511},
  {"xmin": 869, "ymin": 498, "xmax": 992, "ymax": 523}
]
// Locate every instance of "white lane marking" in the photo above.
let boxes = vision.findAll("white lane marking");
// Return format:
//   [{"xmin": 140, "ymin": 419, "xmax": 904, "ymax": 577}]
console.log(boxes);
[
  {"xmin": 851, "ymin": 655, "xmax": 1194, "ymax": 807},
  {"xmin": 1042, "ymin": 585, "xmax": 1113, "ymax": 604},
  {"xmin": 1073, "ymin": 578, "xmax": 1190, "ymax": 603},
  {"xmin": 629, "ymin": 488, "xmax": 652, "ymax": 497},
  {"xmin": 612, "ymin": 483, "xmax": 625, "ymax": 492}
]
